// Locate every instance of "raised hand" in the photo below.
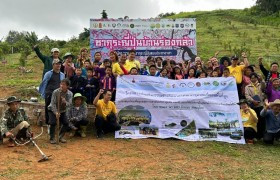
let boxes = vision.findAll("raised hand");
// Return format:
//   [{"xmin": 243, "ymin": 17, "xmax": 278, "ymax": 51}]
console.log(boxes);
[{"xmin": 258, "ymin": 57, "xmax": 263, "ymax": 65}]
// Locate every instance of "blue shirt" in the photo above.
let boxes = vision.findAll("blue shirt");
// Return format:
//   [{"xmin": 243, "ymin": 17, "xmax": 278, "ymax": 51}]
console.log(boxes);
[
  {"xmin": 39, "ymin": 70, "xmax": 65, "ymax": 99},
  {"xmin": 260, "ymin": 109, "xmax": 280, "ymax": 133}
]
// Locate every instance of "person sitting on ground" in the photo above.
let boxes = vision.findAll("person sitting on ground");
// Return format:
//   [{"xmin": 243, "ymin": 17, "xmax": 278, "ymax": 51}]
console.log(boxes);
[
  {"xmin": 70, "ymin": 67, "xmax": 87, "ymax": 95},
  {"xmin": 238, "ymin": 99, "xmax": 258, "ymax": 144},
  {"xmin": 0, "ymin": 96, "xmax": 30, "ymax": 147},
  {"xmin": 62, "ymin": 52, "xmax": 75, "ymax": 79},
  {"xmin": 33, "ymin": 45, "xmax": 62, "ymax": 78},
  {"xmin": 93, "ymin": 89, "xmax": 121, "ymax": 138},
  {"xmin": 261, "ymin": 99, "xmax": 280, "ymax": 145},
  {"xmin": 67, "ymin": 93, "xmax": 89, "ymax": 138},
  {"xmin": 48, "ymin": 79, "xmax": 73, "ymax": 144},
  {"xmin": 266, "ymin": 78, "xmax": 280, "ymax": 103}
]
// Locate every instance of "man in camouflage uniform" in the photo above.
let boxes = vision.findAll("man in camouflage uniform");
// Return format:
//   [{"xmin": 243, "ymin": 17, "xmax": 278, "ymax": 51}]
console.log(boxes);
[{"xmin": 0, "ymin": 96, "xmax": 30, "ymax": 147}]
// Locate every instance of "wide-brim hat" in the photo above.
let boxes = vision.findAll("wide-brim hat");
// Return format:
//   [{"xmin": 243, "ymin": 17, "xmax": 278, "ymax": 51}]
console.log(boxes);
[
  {"xmin": 7, "ymin": 96, "xmax": 21, "ymax": 104},
  {"xmin": 237, "ymin": 99, "xmax": 249, "ymax": 105},
  {"xmin": 63, "ymin": 52, "xmax": 75, "ymax": 59},
  {"xmin": 270, "ymin": 99, "xmax": 280, "ymax": 107},
  {"xmin": 73, "ymin": 93, "xmax": 87, "ymax": 103}
]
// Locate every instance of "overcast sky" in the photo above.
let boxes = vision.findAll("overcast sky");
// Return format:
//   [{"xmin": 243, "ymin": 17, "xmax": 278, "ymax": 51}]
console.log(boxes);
[{"xmin": 0, "ymin": 0, "xmax": 256, "ymax": 41}]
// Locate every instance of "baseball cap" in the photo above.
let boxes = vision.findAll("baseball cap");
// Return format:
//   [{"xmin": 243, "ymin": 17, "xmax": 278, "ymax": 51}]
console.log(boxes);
[{"xmin": 51, "ymin": 48, "xmax": 60, "ymax": 53}]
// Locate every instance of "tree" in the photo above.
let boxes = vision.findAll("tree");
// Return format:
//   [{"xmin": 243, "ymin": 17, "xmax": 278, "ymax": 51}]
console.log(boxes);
[
  {"xmin": 78, "ymin": 28, "xmax": 90, "ymax": 41},
  {"xmin": 24, "ymin": 31, "xmax": 38, "ymax": 47},
  {"xmin": 5, "ymin": 30, "xmax": 24, "ymax": 44},
  {"xmin": 101, "ymin": 10, "xmax": 108, "ymax": 19},
  {"xmin": 256, "ymin": 0, "xmax": 280, "ymax": 14}
]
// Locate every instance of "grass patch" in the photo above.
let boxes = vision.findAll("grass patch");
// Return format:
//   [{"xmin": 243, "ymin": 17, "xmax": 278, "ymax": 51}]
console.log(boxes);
[{"xmin": 0, "ymin": 168, "xmax": 28, "ymax": 180}]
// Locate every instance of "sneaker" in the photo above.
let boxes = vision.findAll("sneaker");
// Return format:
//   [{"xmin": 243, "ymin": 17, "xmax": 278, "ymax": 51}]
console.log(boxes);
[
  {"xmin": 247, "ymin": 139, "xmax": 254, "ymax": 144},
  {"xmin": 50, "ymin": 139, "xmax": 57, "ymax": 144},
  {"xmin": 59, "ymin": 138, "xmax": 67, "ymax": 143}
]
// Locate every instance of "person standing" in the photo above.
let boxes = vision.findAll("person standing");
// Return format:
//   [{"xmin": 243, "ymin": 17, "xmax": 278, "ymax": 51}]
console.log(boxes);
[
  {"xmin": 33, "ymin": 45, "xmax": 62, "ymax": 78},
  {"xmin": 47, "ymin": 79, "xmax": 73, "ymax": 144},
  {"xmin": 124, "ymin": 49, "xmax": 141, "ymax": 72},
  {"xmin": 39, "ymin": 59, "xmax": 65, "ymax": 126},
  {"xmin": 228, "ymin": 53, "xmax": 249, "ymax": 98},
  {"xmin": 259, "ymin": 58, "xmax": 280, "ymax": 87}
]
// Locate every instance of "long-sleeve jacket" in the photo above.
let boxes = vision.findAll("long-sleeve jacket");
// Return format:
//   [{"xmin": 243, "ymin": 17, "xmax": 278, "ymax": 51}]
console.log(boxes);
[
  {"xmin": 259, "ymin": 64, "xmax": 280, "ymax": 86},
  {"xmin": 260, "ymin": 109, "xmax": 280, "ymax": 133},
  {"xmin": 39, "ymin": 70, "xmax": 65, "ymax": 99},
  {"xmin": 48, "ymin": 88, "xmax": 73, "ymax": 114},
  {"xmin": 66, "ymin": 104, "xmax": 88, "ymax": 122},
  {"xmin": 34, "ymin": 46, "xmax": 63, "ymax": 78},
  {"xmin": 245, "ymin": 82, "xmax": 266, "ymax": 107},
  {"xmin": 0, "ymin": 108, "xmax": 29, "ymax": 136}
]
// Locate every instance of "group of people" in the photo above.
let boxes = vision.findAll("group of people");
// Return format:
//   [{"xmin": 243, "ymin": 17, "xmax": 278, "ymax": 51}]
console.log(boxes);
[{"xmin": 0, "ymin": 45, "xmax": 279, "ymax": 146}]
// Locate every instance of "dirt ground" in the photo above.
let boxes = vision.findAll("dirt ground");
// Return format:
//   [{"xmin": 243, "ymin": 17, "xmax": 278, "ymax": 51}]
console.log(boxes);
[{"xmin": 1, "ymin": 126, "xmax": 280, "ymax": 180}]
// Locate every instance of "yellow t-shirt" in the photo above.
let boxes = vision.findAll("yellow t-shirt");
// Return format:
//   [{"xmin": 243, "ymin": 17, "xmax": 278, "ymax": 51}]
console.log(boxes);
[
  {"xmin": 240, "ymin": 108, "xmax": 258, "ymax": 132},
  {"xmin": 228, "ymin": 65, "xmax": 245, "ymax": 84},
  {"xmin": 113, "ymin": 63, "xmax": 125, "ymax": 75},
  {"xmin": 124, "ymin": 59, "xmax": 141, "ymax": 71},
  {"xmin": 96, "ymin": 99, "xmax": 117, "ymax": 119}
]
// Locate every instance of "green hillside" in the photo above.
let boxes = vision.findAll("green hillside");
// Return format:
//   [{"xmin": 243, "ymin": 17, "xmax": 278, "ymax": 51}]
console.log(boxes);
[{"xmin": 169, "ymin": 9, "xmax": 280, "ymax": 63}]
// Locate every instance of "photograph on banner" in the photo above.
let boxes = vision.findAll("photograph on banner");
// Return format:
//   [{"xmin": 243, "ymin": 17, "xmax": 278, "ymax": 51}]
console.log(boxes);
[
  {"xmin": 115, "ymin": 76, "xmax": 245, "ymax": 144},
  {"xmin": 90, "ymin": 19, "xmax": 197, "ymax": 63}
]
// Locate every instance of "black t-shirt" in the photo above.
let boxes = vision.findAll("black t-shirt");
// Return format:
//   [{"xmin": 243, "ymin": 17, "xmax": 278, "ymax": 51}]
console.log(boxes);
[{"xmin": 45, "ymin": 71, "xmax": 61, "ymax": 96}]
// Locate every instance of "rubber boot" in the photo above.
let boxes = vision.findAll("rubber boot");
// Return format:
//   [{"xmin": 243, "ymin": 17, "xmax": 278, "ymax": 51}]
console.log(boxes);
[
  {"xmin": 80, "ymin": 126, "xmax": 87, "ymax": 138},
  {"xmin": 59, "ymin": 126, "xmax": 67, "ymax": 143},
  {"xmin": 49, "ymin": 125, "xmax": 56, "ymax": 144}
]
